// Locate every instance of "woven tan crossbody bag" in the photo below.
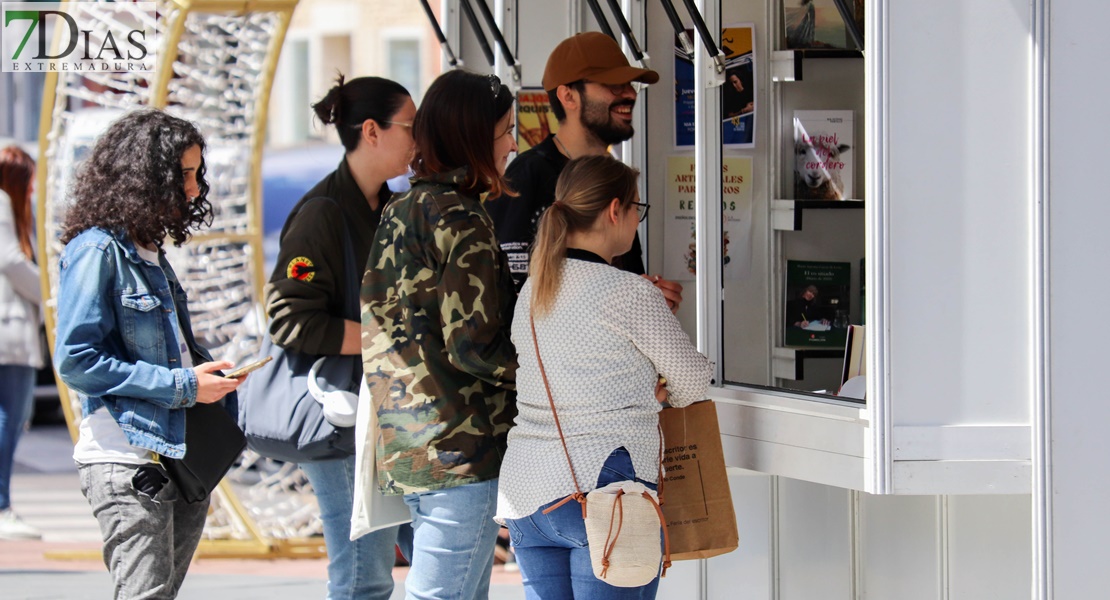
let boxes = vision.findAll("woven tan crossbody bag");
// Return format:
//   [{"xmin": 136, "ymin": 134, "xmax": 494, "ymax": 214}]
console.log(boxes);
[{"xmin": 530, "ymin": 315, "xmax": 671, "ymax": 588}]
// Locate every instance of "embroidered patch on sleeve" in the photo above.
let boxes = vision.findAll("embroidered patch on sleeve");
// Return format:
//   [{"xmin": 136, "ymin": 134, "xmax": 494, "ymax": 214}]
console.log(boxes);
[{"xmin": 286, "ymin": 256, "xmax": 317, "ymax": 282}]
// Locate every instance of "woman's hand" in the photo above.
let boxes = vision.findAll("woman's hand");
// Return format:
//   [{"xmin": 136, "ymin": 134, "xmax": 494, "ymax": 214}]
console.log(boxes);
[
  {"xmin": 642, "ymin": 275, "xmax": 683, "ymax": 313},
  {"xmin": 655, "ymin": 376, "xmax": 669, "ymax": 404},
  {"xmin": 194, "ymin": 361, "xmax": 242, "ymax": 405}
]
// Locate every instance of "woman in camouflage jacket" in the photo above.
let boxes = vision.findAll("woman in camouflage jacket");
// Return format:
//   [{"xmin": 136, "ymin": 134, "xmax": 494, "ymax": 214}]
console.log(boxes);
[{"xmin": 360, "ymin": 70, "xmax": 519, "ymax": 599}]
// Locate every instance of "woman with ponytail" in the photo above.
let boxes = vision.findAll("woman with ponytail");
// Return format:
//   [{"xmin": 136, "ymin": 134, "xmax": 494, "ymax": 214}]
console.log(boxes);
[
  {"xmin": 0, "ymin": 146, "xmax": 43, "ymax": 540},
  {"xmin": 495, "ymin": 155, "xmax": 713, "ymax": 599},
  {"xmin": 264, "ymin": 75, "xmax": 415, "ymax": 600}
]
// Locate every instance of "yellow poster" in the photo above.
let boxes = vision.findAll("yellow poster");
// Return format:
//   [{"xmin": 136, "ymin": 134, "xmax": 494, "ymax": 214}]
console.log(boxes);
[
  {"xmin": 721, "ymin": 24, "xmax": 756, "ymax": 148},
  {"xmin": 663, "ymin": 156, "xmax": 753, "ymax": 281},
  {"xmin": 515, "ymin": 88, "xmax": 559, "ymax": 153}
]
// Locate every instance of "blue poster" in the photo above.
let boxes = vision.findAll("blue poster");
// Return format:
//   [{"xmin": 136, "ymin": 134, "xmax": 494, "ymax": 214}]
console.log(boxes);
[
  {"xmin": 675, "ymin": 26, "xmax": 757, "ymax": 149},
  {"xmin": 723, "ymin": 113, "xmax": 754, "ymax": 146},
  {"xmin": 674, "ymin": 33, "xmax": 695, "ymax": 148}
]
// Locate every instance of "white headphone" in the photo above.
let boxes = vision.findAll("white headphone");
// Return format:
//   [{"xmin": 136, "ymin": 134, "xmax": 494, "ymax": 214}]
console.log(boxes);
[{"xmin": 306, "ymin": 357, "xmax": 358, "ymax": 428}]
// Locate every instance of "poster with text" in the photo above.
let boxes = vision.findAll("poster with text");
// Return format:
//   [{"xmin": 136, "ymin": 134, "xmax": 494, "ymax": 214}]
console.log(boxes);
[
  {"xmin": 516, "ymin": 88, "xmax": 559, "ymax": 153},
  {"xmin": 674, "ymin": 30, "xmax": 695, "ymax": 148},
  {"xmin": 663, "ymin": 156, "xmax": 753, "ymax": 281},
  {"xmin": 722, "ymin": 24, "xmax": 756, "ymax": 148}
]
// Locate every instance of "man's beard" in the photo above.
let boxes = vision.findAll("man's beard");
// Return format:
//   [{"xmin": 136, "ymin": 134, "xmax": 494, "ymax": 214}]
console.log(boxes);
[{"xmin": 580, "ymin": 90, "xmax": 635, "ymax": 146}]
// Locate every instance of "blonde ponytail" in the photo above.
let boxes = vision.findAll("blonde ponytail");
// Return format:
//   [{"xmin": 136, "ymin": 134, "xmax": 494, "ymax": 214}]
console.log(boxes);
[
  {"xmin": 529, "ymin": 155, "xmax": 641, "ymax": 316},
  {"xmin": 530, "ymin": 202, "xmax": 570, "ymax": 315}
]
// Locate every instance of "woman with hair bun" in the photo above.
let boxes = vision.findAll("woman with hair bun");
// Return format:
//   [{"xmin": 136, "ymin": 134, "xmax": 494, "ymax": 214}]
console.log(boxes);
[
  {"xmin": 265, "ymin": 75, "xmax": 416, "ymax": 600},
  {"xmin": 360, "ymin": 69, "xmax": 519, "ymax": 599},
  {"xmin": 54, "ymin": 109, "xmax": 243, "ymax": 599}
]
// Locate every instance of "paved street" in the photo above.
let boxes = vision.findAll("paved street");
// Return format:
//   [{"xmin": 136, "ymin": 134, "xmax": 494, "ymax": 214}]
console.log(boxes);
[{"xmin": 0, "ymin": 423, "xmax": 524, "ymax": 599}]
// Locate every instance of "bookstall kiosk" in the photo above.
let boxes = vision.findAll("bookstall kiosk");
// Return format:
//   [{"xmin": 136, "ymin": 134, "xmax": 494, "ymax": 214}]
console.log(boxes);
[{"xmin": 445, "ymin": 0, "xmax": 1104, "ymax": 598}]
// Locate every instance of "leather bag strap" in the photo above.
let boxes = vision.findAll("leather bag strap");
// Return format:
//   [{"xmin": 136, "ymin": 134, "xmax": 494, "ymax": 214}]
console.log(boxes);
[
  {"xmin": 644, "ymin": 490, "xmax": 672, "ymax": 575},
  {"xmin": 531, "ymin": 311, "xmax": 672, "ymax": 577},
  {"xmin": 600, "ymin": 490, "xmax": 626, "ymax": 578},
  {"xmin": 531, "ymin": 313, "xmax": 588, "ymax": 518}
]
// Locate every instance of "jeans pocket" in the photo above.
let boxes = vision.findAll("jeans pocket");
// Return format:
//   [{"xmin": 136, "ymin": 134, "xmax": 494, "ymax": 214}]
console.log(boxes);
[
  {"xmin": 596, "ymin": 447, "xmax": 637, "ymax": 488},
  {"xmin": 77, "ymin": 465, "xmax": 90, "ymax": 497},
  {"xmin": 505, "ymin": 519, "xmax": 524, "ymax": 546},
  {"xmin": 546, "ymin": 504, "xmax": 588, "ymax": 548}
]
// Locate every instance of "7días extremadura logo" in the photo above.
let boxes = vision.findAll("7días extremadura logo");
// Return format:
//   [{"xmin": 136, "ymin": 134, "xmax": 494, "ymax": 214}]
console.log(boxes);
[{"xmin": 2, "ymin": 2, "xmax": 158, "ymax": 73}]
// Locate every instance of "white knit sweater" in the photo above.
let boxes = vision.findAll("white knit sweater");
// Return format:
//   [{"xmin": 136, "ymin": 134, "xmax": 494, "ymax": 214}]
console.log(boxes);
[{"xmin": 495, "ymin": 255, "xmax": 712, "ymax": 521}]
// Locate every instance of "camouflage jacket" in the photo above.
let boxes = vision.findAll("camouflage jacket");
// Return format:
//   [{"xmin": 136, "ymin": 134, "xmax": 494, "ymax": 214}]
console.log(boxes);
[{"xmin": 361, "ymin": 167, "xmax": 518, "ymax": 495}]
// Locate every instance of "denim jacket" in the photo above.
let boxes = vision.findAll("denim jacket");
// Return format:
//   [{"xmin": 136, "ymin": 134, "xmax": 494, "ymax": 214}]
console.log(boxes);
[{"xmin": 54, "ymin": 227, "xmax": 237, "ymax": 459}]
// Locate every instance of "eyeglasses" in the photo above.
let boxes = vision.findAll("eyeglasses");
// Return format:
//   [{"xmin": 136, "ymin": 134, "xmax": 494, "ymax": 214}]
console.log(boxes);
[
  {"xmin": 486, "ymin": 74, "xmax": 502, "ymax": 98},
  {"xmin": 583, "ymin": 80, "xmax": 637, "ymax": 96},
  {"xmin": 348, "ymin": 120, "xmax": 413, "ymax": 131},
  {"xmin": 632, "ymin": 201, "xmax": 650, "ymax": 222}
]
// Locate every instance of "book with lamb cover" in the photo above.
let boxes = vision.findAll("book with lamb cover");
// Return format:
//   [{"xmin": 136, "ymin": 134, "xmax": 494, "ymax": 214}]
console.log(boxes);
[{"xmin": 793, "ymin": 110, "xmax": 853, "ymax": 200}]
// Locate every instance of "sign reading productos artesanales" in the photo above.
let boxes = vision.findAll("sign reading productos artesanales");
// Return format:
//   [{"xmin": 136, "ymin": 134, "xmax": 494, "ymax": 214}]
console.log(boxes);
[{"xmin": 2, "ymin": 2, "xmax": 157, "ymax": 73}]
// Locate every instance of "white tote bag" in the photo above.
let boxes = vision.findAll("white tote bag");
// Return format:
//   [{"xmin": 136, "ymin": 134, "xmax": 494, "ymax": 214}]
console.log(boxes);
[{"xmin": 350, "ymin": 378, "xmax": 411, "ymax": 540}]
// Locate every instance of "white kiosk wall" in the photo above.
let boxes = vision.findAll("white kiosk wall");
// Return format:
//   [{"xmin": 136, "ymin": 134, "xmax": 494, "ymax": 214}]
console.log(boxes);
[
  {"xmin": 644, "ymin": 0, "xmax": 1035, "ymax": 597},
  {"xmin": 884, "ymin": 1, "xmax": 1031, "ymax": 427},
  {"xmin": 1045, "ymin": 1, "xmax": 1110, "ymax": 597},
  {"xmin": 445, "ymin": 0, "xmax": 1046, "ymax": 597}
]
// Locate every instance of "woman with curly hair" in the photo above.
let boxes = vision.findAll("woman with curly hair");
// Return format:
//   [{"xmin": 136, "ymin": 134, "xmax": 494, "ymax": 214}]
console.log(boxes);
[
  {"xmin": 0, "ymin": 145, "xmax": 44, "ymax": 540},
  {"xmin": 53, "ymin": 109, "xmax": 242, "ymax": 599}
]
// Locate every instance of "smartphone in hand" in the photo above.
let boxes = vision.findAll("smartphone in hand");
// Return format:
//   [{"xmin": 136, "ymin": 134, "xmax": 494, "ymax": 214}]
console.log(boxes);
[{"xmin": 224, "ymin": 356, "xmax": 273, "ymax": 379}]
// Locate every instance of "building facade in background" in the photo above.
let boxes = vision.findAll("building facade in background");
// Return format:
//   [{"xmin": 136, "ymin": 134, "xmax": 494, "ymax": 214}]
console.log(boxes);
[{"xmin": 267, "ymin": 0, "xmax": 442, "ymax": 148}]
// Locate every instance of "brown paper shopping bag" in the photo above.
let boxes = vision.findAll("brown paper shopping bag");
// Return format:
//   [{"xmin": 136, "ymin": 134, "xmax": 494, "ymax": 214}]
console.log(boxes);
[{"xmin": 659, "ymin": 400, "xmax": 739, "ymax": 560}]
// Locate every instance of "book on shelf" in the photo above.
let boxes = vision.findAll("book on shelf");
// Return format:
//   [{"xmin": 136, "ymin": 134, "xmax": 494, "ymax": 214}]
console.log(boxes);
[
  {"xmin": 784, "ymin": 260, "xmax": 851, "ymax": 348},
  {"xmin": 793, "ymin": 110, "xmax": 854, "ymax": 200},
  {"xmin": 841, "ymin": 324, "xmax": 866, "ymax": 382},
  {"xmin": 837, "ymin": 324, "xmax": 866, "ymax": 399},
  {"xmin": 783, "ymin": 0, "xmax": 863, "ymax": 51},
  {"xmin": 859, "ymin": 257, "xmax": 865, "ymax": 325}
]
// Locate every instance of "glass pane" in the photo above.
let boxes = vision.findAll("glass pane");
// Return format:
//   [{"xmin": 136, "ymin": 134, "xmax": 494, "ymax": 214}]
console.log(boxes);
[
  {"xmin": 720, "ymin": 57, "xmax": 865, "ymax": 402},
  {"xmin": 388, "ymin": 39, "xmax": 421, "ymax": 102}
]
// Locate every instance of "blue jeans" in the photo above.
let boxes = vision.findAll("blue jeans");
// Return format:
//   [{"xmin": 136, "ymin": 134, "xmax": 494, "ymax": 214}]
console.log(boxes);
[
  {"xmin": 0, "ymin": 365, "xmax": 34, "ymax": 510},
  {"xmin": 301, "ymin": 456, "xmax": 403, "ymax": 600},
  {"xmin": 505, "ymin": 448, "xmax": 661, "ymax": 600},
  {"xmin": 402, "ymin": 478, "xmax": 501, "ymax": 600}
]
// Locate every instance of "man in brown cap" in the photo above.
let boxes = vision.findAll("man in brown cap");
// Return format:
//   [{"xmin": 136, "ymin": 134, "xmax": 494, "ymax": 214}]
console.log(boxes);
[{"xmin": 486, "ymin": 32, "xmax": 682, "ymax": 310}]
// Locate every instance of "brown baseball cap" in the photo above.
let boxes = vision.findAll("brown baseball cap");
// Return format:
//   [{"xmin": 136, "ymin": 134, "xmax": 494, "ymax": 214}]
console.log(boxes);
[{"xmin": 542, "ymin": 32, "xmax": 660, "ymax": 92}]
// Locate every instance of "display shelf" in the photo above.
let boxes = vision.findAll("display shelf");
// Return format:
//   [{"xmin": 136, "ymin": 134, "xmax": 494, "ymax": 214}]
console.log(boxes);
[
  {"xmin": 771, "ymin": 346, "xmax": 845, "ymax": 381},
  {"xmin": 771, "ymin": 199, "xmax": 865, "ymax": 231},
  {"xmin": 770, "ymin": 49, "xmax": 864, "ymax": 83}
]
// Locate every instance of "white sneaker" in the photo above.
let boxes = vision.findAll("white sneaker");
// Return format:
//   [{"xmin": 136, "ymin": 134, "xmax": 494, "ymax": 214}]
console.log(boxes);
[{"xmin": 0, "ymin": 508, "xmax": 43, "ymax": 540}]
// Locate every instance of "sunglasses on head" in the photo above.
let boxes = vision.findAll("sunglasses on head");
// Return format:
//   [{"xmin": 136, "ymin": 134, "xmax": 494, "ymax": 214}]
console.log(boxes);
[{"xmin": 486, "ymin": 74, "xmax": 503, "ymax": 98}]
